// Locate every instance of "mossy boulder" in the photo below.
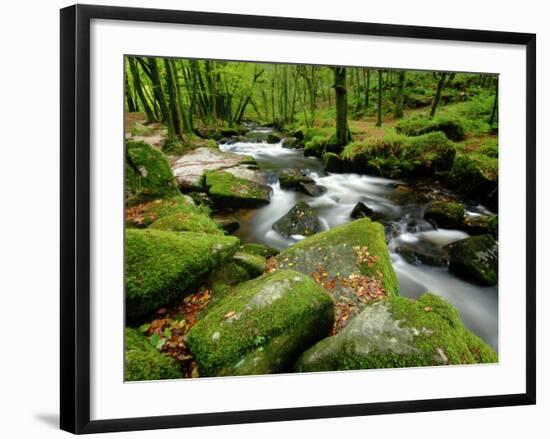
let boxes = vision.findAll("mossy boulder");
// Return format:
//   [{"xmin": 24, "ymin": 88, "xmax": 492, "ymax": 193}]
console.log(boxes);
[
  {"xmin": 396, "ymin": 116, "xmax": 466, "ymax": 141},
  {"xmin": 278, "ymin": 169, "xmax": 326, "ymax": 197},
  {"xmin": 460, "ymin": 214, "xmax": 495, "ymax": 236},
  {"xmin": 233, "ymin": 252, "xmax": 266, "ymax": 278},
  {"xmin": 148, "ymin": 211, "xmax": 223, "ymax": 235},
  {"xmin": 240, "ymin": 243, "xmax": 279, "ymax": 258},
  {"xmin": 349, "ymin": 201, "xmax": 384, "ymax": 221},
  {"xmin": 444, "ymin": 235, "xmax": 498, "ymax": 286},
  {"xmin": 125, "ymin": 229, "xmax": 240, "ymax": 319},
  {"xmin": 205, "ymin": 170, "xmax": 272, "ymax": 208},
  {"xmin": 274, "ymin": 219, "xmax": 398, "ymax": 326},
  {"xmin": 282, "ymin": 137, "xmax": 302, "ymax": 149},
  {"xmin": 424, "ymin": 201, "xmax": 465, "ymax": 229},
  {"xmin": 186, "ymin": 270, "xmax": 335, "ymax": 376},
  {"xmin": 446, "ymin": 154, "xmax": 498, "ymax": 205},
  {"xmin": 272, "ymin": 202, "xmax": 321, "ymax": 238},
  {"xmin": 323, "ymin": 152, "xmax": 350, "ymax": 173},
  {"xmin": 487, "ymin": 215, "xmax": 498, "ymax": 239},
  {"xmin": 124, "ymin": 328, "xmax": 181, "ymax": 381},
  {"xmin": 125, "ymin": 195, "xmax": 198, "ymax": 228},
  {"xmin": 339, "ymin": 132, "xmax": 455, "ymax": 178},
  {"xmin": 125, "ymin": 141, "xmax": 180, "ymax": 206},
  {"xmin": 296, "ymin": 293, "xmax": 497, "ymax": 372}
]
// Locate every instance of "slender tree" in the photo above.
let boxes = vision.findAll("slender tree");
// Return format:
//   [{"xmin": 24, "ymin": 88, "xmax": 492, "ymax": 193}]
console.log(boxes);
[
  {"xmin": 332, "ymin": 67, "xmax": 350, "ymax": 147},
  {"xmin": 489, "ymin": 76, "xmax": 499, "ymax": 126},
  {"xmin": 147, "ymin": 57, "xmax": 174, "ymax": 138},
  {"xmin": 430, "ymin": 72, "xmax": 447, "ymax": 118},
  {"xmin": 394, "ymin": 70, "xmax": 406, "ymax": 119},
  {"xmin": 376, "ymin": 69, "xmax": 383, "ymax": 127},
  {"xmin": 128, "ymin": 57, "xmax": 155, "ymax": 123}
]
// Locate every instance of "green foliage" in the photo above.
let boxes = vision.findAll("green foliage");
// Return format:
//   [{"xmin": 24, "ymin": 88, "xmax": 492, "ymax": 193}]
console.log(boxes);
[
  {"xmin": 296, "ymin": 293, "xmax": 497, "ymax": 372},
  {"xmin": 125, "ymin": 141, "xmax": 180, "ymax": 207},
  {"xmin": 186, "ymin": 270, "xmax": 334, "ymax": 376},
  {"xmin": 125, "ymin": 328, "xmax": 181, "ymax": 381},
  {"xmin": 125, "ymin": 229, "xmax": 240, "ymax": 319}
]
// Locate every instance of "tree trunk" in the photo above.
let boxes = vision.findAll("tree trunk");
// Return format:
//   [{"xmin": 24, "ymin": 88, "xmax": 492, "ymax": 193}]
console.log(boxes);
[
  {"xmin": 365, "ymin": 68, "xmax": 370, "ymax": 109},
  {"xmin": 333, "ymin": 67, "xmax": 350, "ymax": 147},
  {"xmin": 376, "ymin": 69, "xmax": 383, "ymax": 127},
  {"xmin": 489, "ymin": 77, "xmax": 498, "ymax": 126},
  {"xmin": 147, "ymin": 57, "xmax": 174, "ymax": 138},
  {"xmin": 163, "ymin": 58, "xmax": 184, "ymax": 139},
  {"xmin": 430, "ymin": 72, "xmax": 447, "ymax": 118},
  {"xmin": 394, "ymin": 70, "xmax": 406, "ymax": 119},
  {"xmin": 128, "ymin": 57, "xmax": 155, "ymax": 123}
]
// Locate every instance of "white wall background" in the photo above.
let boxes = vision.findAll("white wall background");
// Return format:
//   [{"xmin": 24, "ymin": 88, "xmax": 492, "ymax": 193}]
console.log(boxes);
[{"xmin": 0, "ymin": 0, "xmax": 546, "ymax": 437}]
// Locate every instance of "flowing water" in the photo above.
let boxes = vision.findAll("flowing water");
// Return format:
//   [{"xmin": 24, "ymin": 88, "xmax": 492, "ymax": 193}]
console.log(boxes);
[{"xmin": 219, "ymin": 129, "xmax": 498, "ymax": 350}]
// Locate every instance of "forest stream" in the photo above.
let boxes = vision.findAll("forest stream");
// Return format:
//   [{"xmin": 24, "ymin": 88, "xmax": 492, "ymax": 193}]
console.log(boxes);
[{"xmin": 219, "ymin": 126, "xmax": 498, "ymax": 350}]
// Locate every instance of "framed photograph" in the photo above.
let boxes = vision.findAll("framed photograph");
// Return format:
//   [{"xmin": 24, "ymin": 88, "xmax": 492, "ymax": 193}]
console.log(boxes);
[{"xmin": 60, "ymin": 4, "xmax": 536, "ymax": 434}]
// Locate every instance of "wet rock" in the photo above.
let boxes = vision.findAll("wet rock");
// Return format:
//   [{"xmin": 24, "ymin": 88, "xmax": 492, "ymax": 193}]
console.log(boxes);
[
  {"xmin": 444, "ymin": 235, "xmax": 498, "ymax": 286},
  {"xmin": 296, "ymin": 293, "xmax": 497, "ymax": 372},
  {"xmin": 278, "ymin": 169, "xmax": 326, "ymax": 197},
  {"xmin": 424, "ymin": 200, "xmax": 465, "ymax": 229},
  {"xmin": 233, "ymin": 252, "xmax": 266, "ymax": 278},
  {"xmin": 204, "ymin": 170, "xmax": 272, "ymax": 209},
  {"xmin": 171, "ymin": 147, "xmax": 258, "ymax": 191},
  {"xmin": 282, "ymin": 137, "xmax": 302, "ymax": 149},
  {"xmin": 242, "ymin": 131, "xmax": 281, "ymax": 143},
  {"xmin": 188, "ymin": 192, "xmax": 214, "ymax": 208},
  {"xmin": 240, "ymin": 243, "xmax": 280, "ymax": 258},
  {"xmin": 460, "ymin": 214, "xmax": 494, "ymax": 236},
  {"xmin": 213, "ymin": 215, "xmax": 240, "ymax": 233},
  {"xmin": 186, "ymin": 270, "xmax": 334, "ymax": 376},
  {"xmin": 272, "ymin": 202, "xmax": 321, "ymax": 238},
  {"xmin": 350, "ymin": 202, "xmax": 375, "ymax": 220},
  {"xmin": 396, "ymin": 242, "xmax": 447, "ymax": 267}
]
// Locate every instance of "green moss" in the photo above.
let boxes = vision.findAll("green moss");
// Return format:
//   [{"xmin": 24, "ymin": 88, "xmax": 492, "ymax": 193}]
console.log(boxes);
[
  {"xmin": 276, "ymin": 218, "xmax": 399, "ymax": 297},
  {"xmin": 126, "ymin": 195, "xmax": 208, "ymax": 228},
  {"xmin": 396, "ymin": 115, "xmax": 466, "ymax": 141},
  {"xmin": 445, "ymin": 235, "xmax": 498, "ymax": 286},
  {"xmin": 447, "ymin": 153, "xmax": 498, "ymax": 201},
  {"xmin": 425, "ymin": 200, "xmax": 465, "ymax": 229},
  {"xmin": 125, "ymin": 141, "xmax": 180, "ymax": 206},
  {"xmin": 339, "ymin": 132, "xmax": 455, "ymax": 178},
  {"xmin": 186, "ymin": 270, "xmax": 334, "ymax": 376},
  {"xmin": 148, "ymin": 211, "xmax": 223, "ymax": 235},
  {"xmin": 233, "ymin": 252, "xmax": 266, "ymax": 278},
  {"xmin": 239, "ymin": 243, "xmax": 279, "ymax": 258},
  {"xmin": 296, "ymin": 293, "xmax": 497, "ymax": 372},
  {"xmin": 204, "ymin": 170, "xmax": 271, "ymax": 208},
  {"xmin": 125, "ymin": 229, "xmax": 240, "ymax": 319},
  {"xmin": 125, "ymin": 328, "xmax": 181, "ymax": 381},
  {"xmin": 131, "ymin": 123, "xmax": 156, "ymax": 137}
]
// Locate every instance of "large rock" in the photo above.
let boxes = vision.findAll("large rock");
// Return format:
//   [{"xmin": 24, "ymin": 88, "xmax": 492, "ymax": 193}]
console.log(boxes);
[
  {"xmin": 124, "ymin": 328, "xmax": 181, "ymax": 381},
  {"xmin": 460, "ymin": 214, "xmax": 497, "ymax": 236},
  {"xmin": 171, "ymin": 147, "xmax": 257, "ymax": 191},
  {"xmin": 186, "ymin": 270, "xmax": 334, "ymax": 376},
  {"xmin": 232, "ymin": 252, "xmax": 266, "ymax": 278},
  {"xmin": 148, "ymin": 210, "xmax": 223, "ymax": 235},
  {"xmin": 125, "ymin": 141, "xmax": 181, "ymax": 206},
  {"xmin": 204, "ymin": 170, "xmax": 272, "ymax": 208},
  {"xmin": 424, "ymin": 200, "xmax": 465, "ymax": 229},
  {"xmin": 273, "ymin": 219, "xmax": 398, "ymax": 328},
  {"xmin": 125, "ymin": 195, "xmax": 196, "ymax": 228},
  {"xmin": 296, "ymin": 293, "xmax": 497, "ymax": 372},
  {"xmin": 272, "ymin": 202, "xmax": 321, "ymax": 238},
  {"xmin": 282, "ymin": 137, "xmax": 302, "ymax": 149},
  {"xmin": 125, "ymin": 229, "xmax": 240, "ymax": 319},
  {"xmin": 278, "ymin": 169, "xmax": 326, "ymax": 197},
  {"xmin": 445, "ymin": 235, "xmax": 498, "ymax": 286},
  {"xmin": 446, "ymin": 154, "xmax": 498, "ymax": 206}
]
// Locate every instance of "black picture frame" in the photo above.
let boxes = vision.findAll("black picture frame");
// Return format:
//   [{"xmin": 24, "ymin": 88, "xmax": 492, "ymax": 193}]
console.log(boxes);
[{"xmin": 60, "ymin": 4, "xmax": 536, "ymax": 434}]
